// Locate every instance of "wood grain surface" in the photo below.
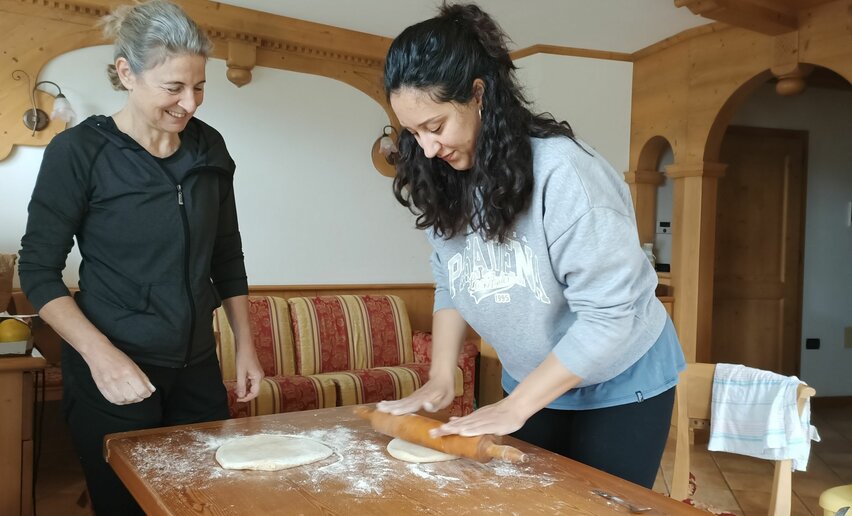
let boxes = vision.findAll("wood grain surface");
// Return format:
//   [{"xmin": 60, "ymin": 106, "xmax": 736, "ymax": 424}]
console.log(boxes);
[{"xmin": 104, "ymin": 405, "xmax": 703, "ymax": 515}]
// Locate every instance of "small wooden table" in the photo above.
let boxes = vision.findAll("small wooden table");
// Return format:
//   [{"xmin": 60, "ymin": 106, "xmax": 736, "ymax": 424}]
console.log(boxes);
[
  {"xmin": 0, "ymin": 350, "xmax": 46, "ymax": 516},
  {"xmin": 104, "ymin": 406, "xmax": 701, "ymax": 515}
]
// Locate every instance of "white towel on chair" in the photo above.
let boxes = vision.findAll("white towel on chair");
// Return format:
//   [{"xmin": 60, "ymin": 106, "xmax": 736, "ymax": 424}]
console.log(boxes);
[{"xmin": 708, "ymin": 363, "xmax": 820, "ymax": 471}]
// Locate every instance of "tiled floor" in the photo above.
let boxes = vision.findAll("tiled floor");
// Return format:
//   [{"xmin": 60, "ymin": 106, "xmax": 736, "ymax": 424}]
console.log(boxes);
[
  {"xmin": 651, "ymin": 401, "xmax": 852, "ymax": 515},
  {"xmin": 33, "ymin": 400, "xmax": 851, "ymax": 515}
]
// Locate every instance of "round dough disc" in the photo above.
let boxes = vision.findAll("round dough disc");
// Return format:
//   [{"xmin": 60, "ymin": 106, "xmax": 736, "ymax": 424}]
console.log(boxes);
[
  {"xmin": 215, "ymin": 434, "xmax": 333, "ymax": 471},
  {"xmin": 386, "ymin": 437, "xmax": 459, "ymax": 463}
]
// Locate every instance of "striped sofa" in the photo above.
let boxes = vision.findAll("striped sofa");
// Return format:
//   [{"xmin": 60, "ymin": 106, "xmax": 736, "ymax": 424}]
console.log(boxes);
[{"xmin": 214, "ymin": 294, "xmax": 478, "ymax": 419}]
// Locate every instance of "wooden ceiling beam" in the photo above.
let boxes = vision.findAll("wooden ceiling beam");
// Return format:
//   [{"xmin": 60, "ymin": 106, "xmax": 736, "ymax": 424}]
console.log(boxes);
[{"xmin": 674, "ymin": 0, "xmax": 798, "ymax": 35}]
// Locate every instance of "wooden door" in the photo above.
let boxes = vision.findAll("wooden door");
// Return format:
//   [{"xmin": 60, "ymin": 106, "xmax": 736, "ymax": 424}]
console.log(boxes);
[{"xmin": 711, "ymin": 126, "xmax": 807, "ymax": 375}]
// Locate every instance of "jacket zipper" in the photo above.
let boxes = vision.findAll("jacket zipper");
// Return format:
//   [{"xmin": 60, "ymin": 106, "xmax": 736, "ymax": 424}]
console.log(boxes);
[{"xmin": 175, "ymin": 183, "xmax": 196, "ymax": 367}]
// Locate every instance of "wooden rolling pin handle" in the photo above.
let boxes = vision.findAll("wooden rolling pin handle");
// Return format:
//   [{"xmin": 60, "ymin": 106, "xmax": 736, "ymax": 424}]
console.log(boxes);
[{"xmin": 484, "ymin": 443, "xmax": 529, "ymax": 463}]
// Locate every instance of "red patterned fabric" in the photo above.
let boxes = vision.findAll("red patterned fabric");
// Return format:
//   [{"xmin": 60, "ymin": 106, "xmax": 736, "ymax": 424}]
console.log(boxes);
[
  {"xmin": 247, "ymin": 297, "xmax": 278, "ymax": 376},
  {"xmin": 412, "ymin": 331, "xmax": 478, "ymax": 416},
  {"xmin": 307, "ymin": 297, "xmax": 353, "ymax": 372},
  {"xmin": 361, "ymin": 295, "xmax": 404, "ymax": 367},
  {"xmin": 412, "ymin": 331, "xmax": 433, "ymax": 364},
  {"xmin": 290, "ymin": 295, "xmax": 414, "ymax": 375},
  {"xmin": 215, "ymin": 296, "xmax": 295, "ymax": 380}
]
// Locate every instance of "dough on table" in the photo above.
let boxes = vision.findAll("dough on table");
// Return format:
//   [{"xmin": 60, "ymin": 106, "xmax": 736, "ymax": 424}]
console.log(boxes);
[
  {"xmin": 215, "ymin": 434, "xmax": 333, "ymax": 471},
  {"xmin": 386, "ymin": 437, "xmax": 459, "ymax": 463}
]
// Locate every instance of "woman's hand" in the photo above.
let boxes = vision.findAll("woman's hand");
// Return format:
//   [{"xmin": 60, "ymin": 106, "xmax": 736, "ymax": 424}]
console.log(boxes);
[
  {"xmin": 220, "ymin": 295, "xmax": 263, "ymax": 402},
  {"xmin": 84, "ymin": 343, "xmax": 156, "ymax": 405},
  {"xmin": 430, "ymin": 353, "xmax": 585, "ymax": 438},
  {"xmin": 376, "ymin": 375, "xmax": 456, "ymax": 415},
  {"xmin": 429, "ymin": 398, "xmax": 527, "ymax": 438},
  {"xmin": 234, "ymin": 341, "xmax": 263, "ymax": 402},
  {"xmin": 37, "ymin": 296, "xmax": 155, "ymax": 405}
]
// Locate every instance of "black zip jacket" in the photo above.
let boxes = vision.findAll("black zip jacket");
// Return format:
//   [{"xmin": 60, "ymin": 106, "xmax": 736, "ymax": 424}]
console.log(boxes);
[{"xmin": 19, "ymin": 115, "xmax": 248, "ymax": 367}]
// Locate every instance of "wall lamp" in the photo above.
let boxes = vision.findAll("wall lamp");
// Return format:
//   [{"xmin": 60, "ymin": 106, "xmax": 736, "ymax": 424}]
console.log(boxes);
[
  {"xmin": 12, "ymin": 70, "xmax": 76, "ymax": 136},
  {"xmin": 375, "ymin": 125, "xmax": 399, "ymax": 165}
]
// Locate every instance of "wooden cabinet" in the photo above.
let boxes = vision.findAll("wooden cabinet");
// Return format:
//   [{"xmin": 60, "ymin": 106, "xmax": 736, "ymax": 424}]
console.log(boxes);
[{"xmin": 0, "ymin": 352, "xmax": 46, "ymax": 516}]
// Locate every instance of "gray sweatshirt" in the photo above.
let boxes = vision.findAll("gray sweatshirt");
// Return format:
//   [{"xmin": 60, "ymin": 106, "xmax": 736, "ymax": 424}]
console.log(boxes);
[{"xmin": 430, "ymin": 136, "xmax": 667, "ymax": 388}]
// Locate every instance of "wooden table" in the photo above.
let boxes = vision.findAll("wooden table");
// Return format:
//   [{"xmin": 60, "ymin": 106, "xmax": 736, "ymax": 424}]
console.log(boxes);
[
  {"xmin": 104, "ymin": 405, "xmax": 702, "ymax": 515},
  {"xmin": 0, "ymin": 350, "xmax": 46, "ymax": 516}
]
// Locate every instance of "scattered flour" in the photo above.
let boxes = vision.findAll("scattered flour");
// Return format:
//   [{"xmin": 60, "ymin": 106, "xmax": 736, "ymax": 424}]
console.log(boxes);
[{"xmin": 126, "ymin": 423, "xmax": 554, "ymax": 499}]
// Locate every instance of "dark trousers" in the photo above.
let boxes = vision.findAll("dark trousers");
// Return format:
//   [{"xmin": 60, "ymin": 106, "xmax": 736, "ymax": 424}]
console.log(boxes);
[
  {"xmin": 510, "ymin": 386, "xmax": 675, "ymax": 488},
  {"xmin": 62, "ymin": 348, "xmax": 229, "ymax": 515}
]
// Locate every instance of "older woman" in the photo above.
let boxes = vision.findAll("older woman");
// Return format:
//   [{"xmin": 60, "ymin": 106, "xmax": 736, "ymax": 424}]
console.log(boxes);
[
  {"xmin": 18, "ymin": 1, "xmax": 262, "ymax": 513},
  {"xmin": 376, "ymin": 3, "xmax": 686, "ymax": 488}
]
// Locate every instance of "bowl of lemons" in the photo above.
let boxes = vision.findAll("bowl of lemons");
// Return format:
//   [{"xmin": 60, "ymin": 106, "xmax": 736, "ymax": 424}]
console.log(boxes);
[{"xmin": 0, "ymin": 317, "xmax": 33, "ymax": 356}]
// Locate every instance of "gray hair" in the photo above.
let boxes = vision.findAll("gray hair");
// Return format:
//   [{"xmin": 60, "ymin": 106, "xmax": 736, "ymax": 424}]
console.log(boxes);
[{"xmin": 101, "ymin": 0, "xmax": 212, "ymax": 91}]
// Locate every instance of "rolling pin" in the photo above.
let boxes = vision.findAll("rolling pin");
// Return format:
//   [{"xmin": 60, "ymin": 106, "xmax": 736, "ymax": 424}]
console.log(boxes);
[{"xmin": 353, "ymin": 406, "xmax": 528, "ymax": 463}]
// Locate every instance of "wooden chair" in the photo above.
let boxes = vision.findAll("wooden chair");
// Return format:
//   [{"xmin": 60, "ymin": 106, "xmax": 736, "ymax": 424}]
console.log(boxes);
[{"xmin": 671, "ymin": 362, "xmax": 816, "ymax": 516}]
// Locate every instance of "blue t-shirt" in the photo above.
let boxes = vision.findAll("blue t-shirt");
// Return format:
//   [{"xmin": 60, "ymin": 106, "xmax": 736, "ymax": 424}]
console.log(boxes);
[{"xmin": 502, "ymin": 317, "xmax": 685, "ymax": 410}]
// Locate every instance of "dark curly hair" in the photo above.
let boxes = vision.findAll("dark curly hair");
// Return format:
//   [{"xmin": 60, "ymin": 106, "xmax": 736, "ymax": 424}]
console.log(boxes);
[{"xmin": 384, "ymin": 2, "xmax": 579, "ymax": 242}]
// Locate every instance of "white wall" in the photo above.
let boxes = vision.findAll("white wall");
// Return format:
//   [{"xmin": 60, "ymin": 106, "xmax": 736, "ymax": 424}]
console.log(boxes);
[
  {"xmin": 0, "ymin": 47, "xmax": 634, "ymax": 292},
  {"xmin": 729, "ymin": 83, "xmax": 852, "ymax": 396},
  {"xmin": 515, "ymin": 54, "xmax": 633, "ymax": 173}
]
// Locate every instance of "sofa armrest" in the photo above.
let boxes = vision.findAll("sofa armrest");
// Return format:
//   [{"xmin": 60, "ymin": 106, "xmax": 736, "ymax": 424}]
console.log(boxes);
[{"xmin": 412, "ymin": 330, "xmax": 479, "ymax": 366}]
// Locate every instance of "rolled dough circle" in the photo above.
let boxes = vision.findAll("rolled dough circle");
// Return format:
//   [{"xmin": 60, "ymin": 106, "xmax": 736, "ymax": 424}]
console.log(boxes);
[
  {"xmin": 386, "ymin": 437, "xmax": 459, "ymax": 463},
  {"xmin": 215, "ymin": 434, "xmax": 333, "ymax": 471}
]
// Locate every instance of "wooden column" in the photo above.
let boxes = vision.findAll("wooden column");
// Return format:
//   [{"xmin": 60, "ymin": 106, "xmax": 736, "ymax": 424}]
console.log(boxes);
[
  {"xmin": 625, "ymin": 169, "xmax": 665, "ymax": 245},
  {"xmin": 666, "ymin": 162, "xmax": 727, "ymax": 362}
]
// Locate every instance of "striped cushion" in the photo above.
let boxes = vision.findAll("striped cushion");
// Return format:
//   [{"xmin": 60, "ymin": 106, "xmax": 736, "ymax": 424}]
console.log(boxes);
[
  {"xmin": 314, "ymin": 364, "xmax": 463, "ymax": 407},
  {"xmin": 224, "ymin": 375, "xmax": 336, "ymax": 418},
  {"xmin": 289, "ymin": 295, "xmax": 413, "ymax": 375},
  {"xmin": 214, "ymin": 296, "xmax": 296, "ymax": 380}
]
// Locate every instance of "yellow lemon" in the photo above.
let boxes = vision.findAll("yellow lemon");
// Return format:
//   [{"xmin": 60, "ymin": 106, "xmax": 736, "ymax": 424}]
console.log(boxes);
[{"xmin": 0, "ymin": 319, "xmax": 31, "ymax": 342}]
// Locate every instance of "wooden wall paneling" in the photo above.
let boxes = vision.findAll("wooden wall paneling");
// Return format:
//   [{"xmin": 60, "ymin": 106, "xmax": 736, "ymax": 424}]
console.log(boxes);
[
  {"xmin": 0, "ymin": 8, "xmax": 102, "ymax": 159},
  {"xmin": 681, "ymin": 29, "xmax": 773, "ymax": 163},
  {"xmin": 632, "ymin": 0, "xmax": 852, "ymax": 363},
  {"xmin": 798, "ymin": 0, "xmax": 852, "ymax": 80}
]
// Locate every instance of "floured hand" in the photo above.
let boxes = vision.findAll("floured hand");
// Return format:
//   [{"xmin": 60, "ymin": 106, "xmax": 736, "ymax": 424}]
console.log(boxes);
[
  {"xmin": 376, "ymin": 376, "xmax": 456, "ymax": 415},
  {"xmin": 429, "ymin": 399, "xmax": 525, "ymax": 438}
]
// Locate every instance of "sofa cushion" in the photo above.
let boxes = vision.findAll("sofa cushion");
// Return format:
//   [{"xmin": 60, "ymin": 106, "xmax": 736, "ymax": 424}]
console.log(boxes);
[
  {"xmin": 224, "ymin": 374, "xmax": 336, "ymax": 418},
  {"xmin": 289, "ymin": 295, "xmax": 413, "ymax": 375},
  {"xmin": 313, "ymin": 363, "xmax": 463, "ymax": 407},
  {"xmin": 215, "ymin": 296, "xmax": 296, "ymax": 380}
]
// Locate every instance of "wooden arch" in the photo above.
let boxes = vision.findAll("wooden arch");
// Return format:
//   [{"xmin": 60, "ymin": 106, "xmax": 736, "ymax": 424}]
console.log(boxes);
[{"xmin": 625, "ymin": 135, "xmax": 671, "ymax": 246}]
